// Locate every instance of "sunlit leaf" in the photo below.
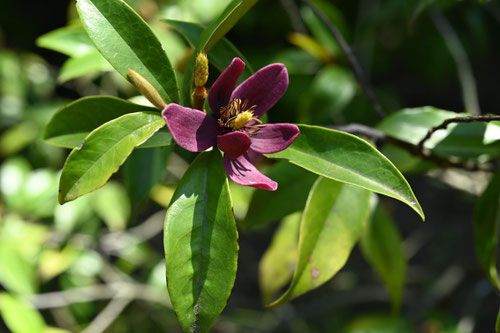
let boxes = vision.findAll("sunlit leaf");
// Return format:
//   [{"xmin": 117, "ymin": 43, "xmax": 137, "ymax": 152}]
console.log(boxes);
[
  {"xmin": 0, "ymin": 293, "xmax": 46, "ymax": 333},
  {"xmin": 36, "ymin": 25, "xmax": 94, "ymax": 57},
  {"xmin": 44, "ymin": 96, "xmax": 157, "ymax": 149},
  {"xmin": 164, "ymin": 150, "xmax": 238, "ymax": 333},
  {"xmin": 76, "ymin": 0, "xmax": 179, "ymax": 103},
  {"xmin": 243, "ymin": 161, "xmax": 317, "ymax": 230},
  {"xmin": 473, "ymin": 171, "xmax": 500, "ymax": 290},
  {"xmin": 360, "ymin": 203, "xmax": 407, "ymax": 311},
  {"xmin": 259, "ymin": 212, "xmax": 301, "ymax": 304},
  {"xmin": 377, "ymin": 107, "xmax": 500, "ymax": 158},
  {"xmin": 59, "ymin": 112, "xmax": 165, "ymax": 204},
  {"xmin": 180, "ymin": 0, "xmax": 258, "ymax": 105},
  {"xmin": 268, "ymin": 125, "xmax": 424, "ymax": 220},
  {"xmin": 484, "ymin": 121, "xmax": 500, "ymax": 145},
  {"xmin": 58, "ymin": 50, "xmax": 112, "ymax": 82},
  {"xmin": 269, "ymin": 177, "xmax": 372, "ymax": 306}
]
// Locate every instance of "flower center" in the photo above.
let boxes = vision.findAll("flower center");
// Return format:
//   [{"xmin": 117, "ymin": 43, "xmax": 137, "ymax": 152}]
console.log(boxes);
[{"xmin": 218, "ymin": 98, "xmax": 262, "ymax": 133}]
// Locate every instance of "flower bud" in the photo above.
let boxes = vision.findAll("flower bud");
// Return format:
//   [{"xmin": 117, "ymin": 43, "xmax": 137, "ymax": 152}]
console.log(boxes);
[
  {"xmin": 127, "ymin": 69, "xmax": 167, "ymax": 109},
  {"xmin": 194, "ymin": 51, "xmax": 209, "ymax": 87}
]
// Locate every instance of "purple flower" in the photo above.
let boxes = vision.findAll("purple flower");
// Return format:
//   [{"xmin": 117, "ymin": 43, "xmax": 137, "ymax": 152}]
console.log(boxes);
[{"xmin": 162, "ymin": 58, "xmax": 299, "ymax": 191}]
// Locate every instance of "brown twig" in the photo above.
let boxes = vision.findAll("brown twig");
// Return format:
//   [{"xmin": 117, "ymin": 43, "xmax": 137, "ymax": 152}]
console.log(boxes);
[
  {"xmin": 417, "ymin": 115, "xmax": 500, "ymax": 151},
  {"xmin": 302, "ymin": 0, "xmax": 386, "ymax": 119}
]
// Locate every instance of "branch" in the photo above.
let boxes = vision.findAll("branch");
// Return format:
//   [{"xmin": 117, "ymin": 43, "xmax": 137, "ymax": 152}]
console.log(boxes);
[
  {"xmin": 301, "ymin": 0, "xmax": 386, "ymax": 119},
  {"xmin": 417, "ymin": 115, "xmax": 500, "ymax": 151}
]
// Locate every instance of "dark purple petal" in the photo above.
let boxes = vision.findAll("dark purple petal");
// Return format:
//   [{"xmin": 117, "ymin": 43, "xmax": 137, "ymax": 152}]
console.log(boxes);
[
  {"xmin": 208, "ymin": 58, "xmax": 245, "ymax": 118},
  {"xmin": 223, "ymin": 154, "xmax": 278, "ymax": 191},
  {"xmin": 162, "ymin": 104, "xmax": 217, "ymax": 152},
  {"xmin": 217, "ymin": 131, "xmax": 251, "ymax": 159},
  {"xmin": 230, "ymin": 63, "xmax": 288, "ymax": 119},
  {"xmin": 250, "ymin": 123, "xmax": 300, "ymax": 154}
]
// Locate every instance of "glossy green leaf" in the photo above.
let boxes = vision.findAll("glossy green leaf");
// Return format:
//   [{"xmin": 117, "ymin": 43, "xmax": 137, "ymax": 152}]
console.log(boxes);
[
  {"xmin": 242, "ymin": 161, "xmax": 317, "ymax": 230},
  {"xmin": 180, "ymin": 0, "xmax": 258, "ymax": 105},
  {"xmin": 164, "ymin": 150, "xmax": 238, "ymax": 333},
  {"xmin": 76, "ymin": 0, "xmax": 179, "ymax": 103},
  {"xmin": 377, "ymin": 107, "xmax": 500, "ymax": 158},
  {"xmin": 44, "ymin": 96, "xmax": 157, "ymax": 149},
  {"xmin": 36, "ymin": 25, "xmax": 95, "ymax": 57},
  {"xmin": 59, "ymin": 112, "xmax": 165, "ymax": 204},
  {"xmin": 267, "ymin": 125, "xmax": 424, "ymax": 220},
  {"xmin": 269, "ymin": 177, "xmax": 372, "ymax": 306},
  {"xmin": 166, "ymin": 20, "xmax": 253, "ymax": 79},
  {"xmin": 473, "ymin": 171, "xmax": 500, "ymax": 290},
  {"xmin": 137, "ymin": 127, "xmax": 174, "ymax": 149},
  {"xmin": 0, "ymin": 240, "xmax": 37, "ymax": 294},
  {"xmin": 124, "ymin": 146, "xmax": 171, "ymax": 208},
  {"xmin": 0, "ymin": 293, "xmax": 45, "ymax": 333},
  {"xmin": 360, "ymin": 203, "xmax": 407, "ymax": 311},
  {"xmin": 259, "ymin": 212, "xmax": 301, "ymax": 304},
  {"xmin": 58, "ymin": 50, "xmax": 112, "ymax": 82}
]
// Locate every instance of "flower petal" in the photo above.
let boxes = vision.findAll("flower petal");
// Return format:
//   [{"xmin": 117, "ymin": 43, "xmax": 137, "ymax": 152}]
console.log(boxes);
[
  {"xmin": 217, "ymin": 131, "xmax": 251, "ymax": 159},
  {"xmin": 223, "ymin": 154, "xmax": 277, "ymax": 191},
  {"xmin": 162, "ymin": 104, "xmax": 217, "ymax": 152},
  {"xmin": 208, "ymin": 57, "xmax": 245, "ymax": 117},
  {"xmin": 230, "ymin": 63, "xmax": 288, "ymax": 118},
  {"xmin": 250, "ymin": 123, "xmax": 300, "ymax": 154}
]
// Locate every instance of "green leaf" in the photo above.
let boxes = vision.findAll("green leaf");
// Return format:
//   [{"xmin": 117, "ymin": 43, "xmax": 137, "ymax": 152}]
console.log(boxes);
[
  {"xmin": 124, "ymin": 146, "xmax": 171, "ymax": 208},
  {"xmin": 473, "ymin": 171, "xmax": 500, "ymax": 290},
  {"xmin": 268, "ymin": 177, "xmax": 372, "ymax": 306},
  {"xmin": 377, "ymin": 107, "xmax": 500, "ymax": 158},
  {"xmin": 137, "ymin": 128, "xmax": 174, "ymax": 149},
  {"xmin": 360, "ymin": 203, "xmax": 407, "ymax": 312},
  {"xmin": 166, "ymin": 20, "xmax": 253, "ymax": 79},
  {"xmin": 0, "ymin": 293, "xmax": 46, "ymax": 333},
  {"xmin": 496, "ymin": 307, "xmax": 500, "ymax": 333},
  {"xmin": 344, "ymin": 314, "xmax": 413, "ymax": 333},
  {"xmin": 44, "ymin": 96, "xmax": 157, "ymax": 149},
  {"xmin": 242, "ymin": 161, "xmax": 317, "ymax": 230},
  {"xmin": 58, "ymin": 50, "xmax": 112, "ymax": 83},
  {"xmin": 180, "ymin": 0, "xmax": 258, "ymax": 105},
  {"xmin": 267, "ymin": 125, "xmax": 424, "ymax": 220},
  {"xmin": 484, "ymin": 121, "xmax": 500, "ymax": 145},
  {"xmin": 76, "ymin": 0, "xmax": 179, "ymax": 103},
  {"xmin": 59, "ymin": 112, "xmax": 165, "ymax": 204},
  {"xmin": 0, "ymin": 240, "xmax": 37, "ymax": 294},
  {"xmin": 259, "ymin": 212, "xmax": 301, "ymax": 304},
  {"xmin": 36, "ymin": 25, "xmax": 95, "ymax": 57},
  {"xmin": 164, "ymin": 150, "xmax": 238, "ymax": 333}
]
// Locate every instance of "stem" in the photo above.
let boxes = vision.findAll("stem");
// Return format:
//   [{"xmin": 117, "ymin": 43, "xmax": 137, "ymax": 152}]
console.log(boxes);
[
  {"xmin": 417, "ymin": 115, "xmax": 500, "ymax": 151},
  {"xmin": 429, "ymin": 7, "xmax": 480, "ymax": 115},
  {"xmin": 302, "ymin": 0, "xmax": 386, "ymax": 119}
]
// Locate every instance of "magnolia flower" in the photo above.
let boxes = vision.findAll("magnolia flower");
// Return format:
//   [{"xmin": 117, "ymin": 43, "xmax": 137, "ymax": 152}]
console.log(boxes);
[{"xmin": 162, "ymin": 58, "xmax": 299, "ymax": 191}]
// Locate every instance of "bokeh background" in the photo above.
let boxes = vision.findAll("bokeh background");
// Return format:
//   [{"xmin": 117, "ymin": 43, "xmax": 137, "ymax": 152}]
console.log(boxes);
[{"xmin": 0, "ymin": 0, "xmax": 499, "ymax": 332}]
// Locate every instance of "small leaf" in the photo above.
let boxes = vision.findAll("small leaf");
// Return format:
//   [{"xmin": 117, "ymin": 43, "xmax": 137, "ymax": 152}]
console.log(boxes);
[
  {"xmin": 164, "ymin": 150, "xmax": 238, "ymax": 333},
  {"xmin": 268, "ymin": 177, "xmax": 372, "ymax": 306},
  {"xmin": 58, "ymin": 50, "xmax": 112, "ymax": 82},
  {"xmin": 0, "ymin": 293, "xmax": 46, "ymax": 333},
  {"xmin": 360, "ymin": 203, "xmax": 407, "ymax": 311},
  {"xmin": 473, "ymin": 171, "xmax": 500, "ymax": 290},
  {"xmin": 243, "ymin": 161, "xmax": 317, "ymax": 230},
  {"xmin": 76, "ymin": 0, "xmax": 179, "ymax": 103},
  {"xmin": 259, "ymin": 212, "xmax": 301, "ymax": 304},
  {"xmin": 36, "ymin": 25, "xmax": 94, "ymax": 57},
  {"xmin": 166, "ymin": 20, "xmax": 253, "ymax": 79},
  {"xmin": 180, "ymin": 0, "xmax": 259, "ymax": 105},
  {"xmin": 59, "ymin": 112, "xmax": 165, "ymax": 204},
  {"xmin": 44, "ymin": 96, "xmax": 157, "ymax": 149},
  {"xmin": 267, "ymin": 124, "xmax": 424, "ymax": 220}
]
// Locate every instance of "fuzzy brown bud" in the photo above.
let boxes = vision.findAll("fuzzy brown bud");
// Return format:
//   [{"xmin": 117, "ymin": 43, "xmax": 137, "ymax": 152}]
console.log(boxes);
[
  {"xmin": 127, "ymin": 69, "xmax": 167, "ymax": 109},
  {"xmin": 194, "ymin": 51, "xmax": 209, "ymax": 88}
]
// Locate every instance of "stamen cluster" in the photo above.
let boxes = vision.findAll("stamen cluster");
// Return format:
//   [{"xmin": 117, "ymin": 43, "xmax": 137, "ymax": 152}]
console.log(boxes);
[{"xmin": 217, "ymin": 98, "xmax": 262, "ymax": 134}]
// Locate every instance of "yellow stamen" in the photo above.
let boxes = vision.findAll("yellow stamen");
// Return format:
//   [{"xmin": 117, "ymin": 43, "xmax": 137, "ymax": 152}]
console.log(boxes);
[{"xmin": 231, "ymin": 111, "xmax": 254, "ymax": 129}]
